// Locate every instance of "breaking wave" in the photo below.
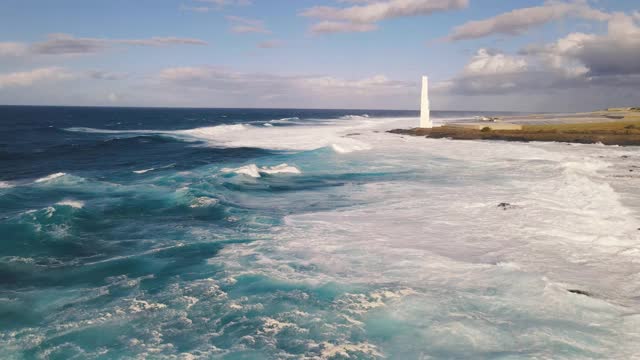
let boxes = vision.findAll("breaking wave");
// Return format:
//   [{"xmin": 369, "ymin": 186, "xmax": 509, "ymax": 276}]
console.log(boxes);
[
  {"xmin": 65, "ymin": 116, "xmax": 391, "ymax": 153},
  {"xmin": 221, "ymin": 163, "xmax": 302, "ymax": 178}
]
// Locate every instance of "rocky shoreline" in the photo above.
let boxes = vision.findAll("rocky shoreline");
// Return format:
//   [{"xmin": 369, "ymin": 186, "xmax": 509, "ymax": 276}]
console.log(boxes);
[{"xmin": 388, "ymin": 117, "xmax": 640, "ymax": 146}]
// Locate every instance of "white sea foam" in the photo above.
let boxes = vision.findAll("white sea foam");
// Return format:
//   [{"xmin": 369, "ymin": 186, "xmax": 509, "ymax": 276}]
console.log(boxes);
[
  {"xmin": 331, "ymin": 142, "xmax": 372, "ymax": 154},
  {"xmin": 258, "ymin": 163, "xmax": 301, "ymax": 175},
  {"xmin": 190, "ymin": 197, "xmax": 219, "ymax": 208},
  {"xmin": 340, "ymin": 114, "xmax": 369, "ymax": 120},
  {"xmin": 35, "ymin": 172, "xmax": 66, "ymax": 183},
  {"xmin": 209, "ymin": 131, "xmax": 640, "ymax": 357},
  {"xmin": 64, "ymin": 115, "xmax": 402, "ymax": 153},
  {"xmin": 319, "ymin": 342, "xmax": 382, "ymax": 359},
  {"xmin": 221, "ymin": 164, "xmax": 262, "ymax": 178},
  {"xmin": 178, "ymin": 124, "xmax": 249, "ymax": 138},
  {"xmin": 134, "ymin": 163, "xmax": 175, "ymax": 174},
  {"xmin": 56, "ymin": 200, "xmax": 85, "ymax": 209},
  {"xmin": 0, "ymin": 181, "xmax": 13, "ymax": 189},
  {"xmin": 221, "ymin": 163, "xmax": 302, "ymax": 178},
  {"xmin": 268, "ymin": 117, "xmax": 300, "ymax": 124}
]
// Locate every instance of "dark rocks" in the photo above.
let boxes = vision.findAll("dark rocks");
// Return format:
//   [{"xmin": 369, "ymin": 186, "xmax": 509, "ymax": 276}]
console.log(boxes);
[
  {"xmin": 498, "ymin": 203, "xmax": 515, "ymax": 210},
  {"xmin": 568, "ymin": 289, "xmax": 592, "ymax": 297}
]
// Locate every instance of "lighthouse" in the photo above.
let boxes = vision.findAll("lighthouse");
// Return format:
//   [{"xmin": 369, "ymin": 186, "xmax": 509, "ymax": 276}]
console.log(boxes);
[{"xmin": 420, "ymin": 76, "xmax": 432, "ymax": 128}]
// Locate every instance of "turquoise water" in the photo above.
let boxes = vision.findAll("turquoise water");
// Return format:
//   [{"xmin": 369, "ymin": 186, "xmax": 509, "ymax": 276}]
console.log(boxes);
[{"xmin": 1, "ymin": 107, "xmax": 639, "ymax": 359}]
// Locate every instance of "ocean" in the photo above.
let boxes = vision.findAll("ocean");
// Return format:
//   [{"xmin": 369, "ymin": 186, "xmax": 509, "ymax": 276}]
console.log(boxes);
[{"xmin": 1, "ymin": 106, "xmax": 639, "ymax": 359}]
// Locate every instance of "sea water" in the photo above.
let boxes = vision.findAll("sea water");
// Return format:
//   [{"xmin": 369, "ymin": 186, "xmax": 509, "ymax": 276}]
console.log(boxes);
[{"xmin": 1, "ymin": 106, "xmax": 639, "ymax": 359}]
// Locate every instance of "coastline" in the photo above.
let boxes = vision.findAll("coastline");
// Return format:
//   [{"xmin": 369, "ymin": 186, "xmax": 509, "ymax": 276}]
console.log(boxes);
[{"xmin": 389, "ymin": 110, "xmax": 640, "ymax": 146}]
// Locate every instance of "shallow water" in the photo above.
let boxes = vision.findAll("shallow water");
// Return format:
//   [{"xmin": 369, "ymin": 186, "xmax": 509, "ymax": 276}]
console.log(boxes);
[{"xmin": 1, "ymin": 106, "xmax": 639, "ymax": 359}]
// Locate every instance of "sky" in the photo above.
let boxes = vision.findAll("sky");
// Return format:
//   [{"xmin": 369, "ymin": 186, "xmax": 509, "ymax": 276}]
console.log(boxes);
[{"xmin": 0, "ymin": 0, "xmax": 639, "ymax": 112}]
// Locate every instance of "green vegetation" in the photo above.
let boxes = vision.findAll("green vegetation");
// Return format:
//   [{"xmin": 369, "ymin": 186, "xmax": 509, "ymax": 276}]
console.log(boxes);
[{"xmin": 522, "ymin": 119, "xmax": 640, "ymax": 133}]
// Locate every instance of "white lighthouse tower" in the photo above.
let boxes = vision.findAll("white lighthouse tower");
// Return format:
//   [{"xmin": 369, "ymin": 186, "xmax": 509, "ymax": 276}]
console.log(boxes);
[{"xmin": 420, "ymin": 75, "xmax": 432, "ymax": 128}]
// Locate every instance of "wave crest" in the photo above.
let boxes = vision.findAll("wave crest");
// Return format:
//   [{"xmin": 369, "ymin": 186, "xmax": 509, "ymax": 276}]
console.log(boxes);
[{"xmin": 221, "ymin": 163, "xmax": 302, "ymax": 178}]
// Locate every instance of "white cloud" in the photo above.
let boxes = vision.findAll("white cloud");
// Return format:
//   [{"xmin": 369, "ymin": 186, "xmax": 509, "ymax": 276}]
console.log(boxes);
[
  {"xmin": 302, "ymin": 0, "xmax": 468, "ymax": 34},
  {"xmin": 184, "ymin": 0, "xmax": 252, "ymax": 12},
  {"xmin": 226, "ymin": 16, "xmax": 270, "ymax": 34},
  {"xmin": 0, "ymin": 67, "xmax": 72, "ymax": 89},
  {"xmin": 437, "ymin": 11, "xmax": 640, "ymax": 98},
  {"xmin": 522, "ymin": 13, "xmax": 640, "ymax": 76},
  {"xmin": 302, "ymin": 0, "xmax": 468, "ymax": 23},
  {"xmin": 32, "ymin": 34, "xmax": 208, "ymax": 55},
  {"xmin": 310, "ymin": 21, "xmax": 378, "ymax": 34},
  {"xmin": 158, "ymin": 66, "xmax": 411, "ymax": 92},
  {"xmin": 447, "ymin": 0, "xmax": 611, "ymax": 41},
  {"xmin": 462, "ymin": 49, "xmax": 528, "ymax": 76},
  {"xmin": 257, "ymin": 40, "xmax": 284, "ymax": 48},
  {"xmin": 180, "ymin": 5, "xmax": 212, "ymax": 13},
  {"xmin": 154, "ymin": 66, "xmax": 416, "ymax": 108},
  {"xmin": 0, "ymin": 34, "xmax": 208, "ymax": 57},
  {"xmin": 88, "ymin": 70, "xmax": 129, "ymax": 80},
  {"xmin": 0, "ymin": 42, "xmax": 29, "ymax": 57},
  {"xmin": 195, "ymin": 0, "xmax": 251, "ymax": 5}
]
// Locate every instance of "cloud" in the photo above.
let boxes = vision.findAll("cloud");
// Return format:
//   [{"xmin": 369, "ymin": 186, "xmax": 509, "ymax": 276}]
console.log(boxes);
[
  {"xmin": 226, "ymin": 16, "xmax": 270, "ymax": 34},
  {"xmin": 447, "ymin": 0, "xmax": 611, "ymax": 41},
  {"xmin": 462, "ymin": 49, "xmax": 528, "ymax": 76},
  {"xmin": 310, "ymin": 21, "xmax": 378, "ymax": 34},
  {"xmin": 88, "ymin": 70, "xmax": 129, "ymax": 80},
  {"xmin": 521, "ymin": 13, "xmax": 640, "ymax": 76},
  {"xmin": 302, "ymin": 0, "xmax": 468, "ymax": 23},
  {"xmin": 0, "ymin": 67, "xmax": 73, "ymax": 89},
  {"xmin": 433, "ymin": 6, "xmax": 640, "ymax": 104},
  {"xmin": 180, "ymin": 5, "xmax": 212, "ymax": 13},
  {"xmin": 437, "ymin": 11, "xmax": 640, "ymax": 98},
  {"xmin": 195, "ymin": 0, "xmax": 252, "ymax": 5},
  {"xmin": 0, "ymin": 42, "xmax": 29, "ymax": 57},
  {"xmin": 154, "ymin": 66, "xmax": 416, "ymax": 108},
  {"xmin": 302, "ymin": 0, "xmax": 468, "ymax": 34},
  {"xmin": 33, "ymin": 34, "xmax": 207, "ymax": 55},
  {"xmin": 158, "ymin": 66, "xmax": 411, "ymax": 91},
  {"xmin": 257, "ymin": 40, "xmax": 284, "ymax": 48},
  {"xmin": 1, "ymin": 33, "xmax": 207, "ymax": 57},
  {"xmin": 183, "ymin": 0, "xmax": 252, "ymax": 12}
]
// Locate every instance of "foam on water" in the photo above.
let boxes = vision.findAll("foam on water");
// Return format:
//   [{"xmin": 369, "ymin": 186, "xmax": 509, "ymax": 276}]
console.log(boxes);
[
  {"xmin": 6, "ymin": 109, "xmax": 640, "ymax": 358},
  {"xmin": 221, "ymin": 163, "xmax": 302, "ymax": 178},
  {"xmin": 258, "ymin": 163, "xmax": 302, "ymax": 175},
  {"xmin": 34, "ymin": 172, "xmax": 67, "ymax": 183},
  {"xmin": 206, "ymin": 129, "xmax": 640, "ymax": 358},
  {"xmin": 221, "ymin": 164, "xmax": 262, "ymax": 178},
  {"xmin": 65, "ymin": 116, "xmax": 400, "ymax": 153},
  {"xmin": 56, "ymin": 200, "xmax": 85, "ymax": 209}
]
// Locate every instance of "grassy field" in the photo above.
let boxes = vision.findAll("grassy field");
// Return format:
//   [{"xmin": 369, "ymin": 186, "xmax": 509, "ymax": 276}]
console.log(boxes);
[
  {"xmin": 523, "ymin": 117, "xmax": 640, "ymax": 133},
  {"xmin": 389, "ymin": 117, "xmax": 640, "ymax": 146}
]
